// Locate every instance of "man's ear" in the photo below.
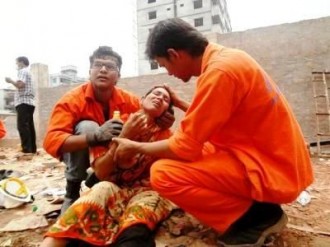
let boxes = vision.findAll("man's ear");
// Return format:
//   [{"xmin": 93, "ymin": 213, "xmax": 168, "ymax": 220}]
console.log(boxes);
[{"xmin": 167, "ymin": 48, "xmax": 179, "ymax": 60}]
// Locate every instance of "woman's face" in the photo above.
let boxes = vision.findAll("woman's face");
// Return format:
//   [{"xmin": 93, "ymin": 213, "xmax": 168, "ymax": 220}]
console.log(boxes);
[{"xmin": 142, "ymin": 87, "xmax": 171, "ymax": 118}]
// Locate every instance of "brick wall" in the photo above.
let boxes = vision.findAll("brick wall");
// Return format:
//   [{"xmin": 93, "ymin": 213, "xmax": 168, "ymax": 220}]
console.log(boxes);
[{"xmin": 3, "ymin": 16, "xmax": 329, "ymax": 147}]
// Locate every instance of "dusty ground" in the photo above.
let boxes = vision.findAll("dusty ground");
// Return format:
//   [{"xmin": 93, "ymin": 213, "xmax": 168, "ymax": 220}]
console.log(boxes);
[{"xmin": 0, "ymin": 147, "xmax": 329, "ymax": 247}]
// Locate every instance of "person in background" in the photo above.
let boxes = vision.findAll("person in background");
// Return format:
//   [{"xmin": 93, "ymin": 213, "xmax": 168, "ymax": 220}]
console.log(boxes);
[
  {"xmin": 5, "ymin": 56, "xmax": 36, "ymax": 153},
  {"xmin": 43, "ymin": 46, "xmax": 174, "ymax": 214},
  {"xmin": 112, "ymin": 18, "xmax": 313, "ymax": 247},
  {"xmin": 41, "ymin": 86, "xmax": 176, "ymax": 247}
]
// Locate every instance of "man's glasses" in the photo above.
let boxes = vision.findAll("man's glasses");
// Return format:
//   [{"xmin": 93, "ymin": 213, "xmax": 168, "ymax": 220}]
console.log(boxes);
[{"xmin": 92, "ymin": 62, "xmax": 118, "ymax": 71}]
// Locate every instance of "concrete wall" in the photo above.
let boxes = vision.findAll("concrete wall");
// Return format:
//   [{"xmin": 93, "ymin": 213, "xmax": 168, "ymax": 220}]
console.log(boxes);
[{"xmin": 1, "ymin": 16, "xmax": 330, "ymax": 148}]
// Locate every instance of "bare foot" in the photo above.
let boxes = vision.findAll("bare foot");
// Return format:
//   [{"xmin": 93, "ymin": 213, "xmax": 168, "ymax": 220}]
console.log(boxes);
[{"xmin": 40, "ymin": 237, "xmax": 67, "ymax": 247}]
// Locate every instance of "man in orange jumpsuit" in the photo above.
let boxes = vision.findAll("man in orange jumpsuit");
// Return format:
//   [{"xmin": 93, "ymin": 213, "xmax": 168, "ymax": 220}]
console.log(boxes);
[
  {"xmin": 0, "ymin": 120, "xmax": 6, "ymax": 139},
  {"xmin": 113, "ymin": 18, "xmax": 313, "ymax": 246},
  {"xmin": 43, "ymin": 46, "xmax": 173, "ymax": 214}
]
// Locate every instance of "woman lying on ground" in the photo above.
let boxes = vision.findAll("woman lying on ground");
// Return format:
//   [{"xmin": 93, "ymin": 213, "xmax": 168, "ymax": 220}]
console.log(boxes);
[{"xmin": 40, "ymin": 86, "xmax": 177, "ymax": 247}]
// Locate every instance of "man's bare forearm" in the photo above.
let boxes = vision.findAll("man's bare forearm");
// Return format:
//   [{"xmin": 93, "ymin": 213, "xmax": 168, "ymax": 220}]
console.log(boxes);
[
  {"xmin": 176, "ymin": 99, "xmax": 190, "ymax": 112},
  {"xmin": 136, "ymin": 139, "xmax": 180, "ymax": 159}
]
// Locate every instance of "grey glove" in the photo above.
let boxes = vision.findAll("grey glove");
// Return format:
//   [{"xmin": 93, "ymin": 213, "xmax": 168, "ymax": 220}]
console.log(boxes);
[{"xmin": 86, "ymin": 119, "xmax": 123, "ymax": 146}]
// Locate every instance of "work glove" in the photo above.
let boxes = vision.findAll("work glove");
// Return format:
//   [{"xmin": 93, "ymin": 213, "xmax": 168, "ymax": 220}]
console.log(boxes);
[{"xmin": 86, "ymin": 119, "xmax": 123, "ymax": 146}]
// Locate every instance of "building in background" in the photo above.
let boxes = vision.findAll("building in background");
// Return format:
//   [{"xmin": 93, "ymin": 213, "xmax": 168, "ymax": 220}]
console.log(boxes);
[
  {"xmin": 50, "ymin": 65, "xmax": 86, "ymax": 87},
  {"xmin": 137, "ymin": 0, "xmax": 232, "ymax": 75},
  {"xmin": 0, "ymin": 64, "xmax": 85, "ymax": 113},
  {"xmin": 0, "ymin": 88, "xmax": 15, "ymax": 112},
  {"xmin": 126, "ymin": 0, "xmax": 139, "ymax": 77}
]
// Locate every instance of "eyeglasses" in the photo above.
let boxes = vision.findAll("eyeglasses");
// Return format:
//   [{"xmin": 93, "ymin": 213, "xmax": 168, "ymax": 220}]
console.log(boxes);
[{"xmin": 92, "ymin": 62, "xmax": 118, "ymax": 71}]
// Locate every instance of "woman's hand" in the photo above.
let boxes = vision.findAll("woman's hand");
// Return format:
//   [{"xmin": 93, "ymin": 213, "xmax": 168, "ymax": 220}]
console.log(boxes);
[{"xmin": 120, "ymin": 112, "xmax": 148, "ymax": 139}]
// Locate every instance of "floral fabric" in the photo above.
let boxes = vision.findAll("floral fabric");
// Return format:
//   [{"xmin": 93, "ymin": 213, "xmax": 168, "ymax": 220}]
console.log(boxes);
[{"xmin": 46, "ymin": 182, "xmax": 175, "ymax": 245}]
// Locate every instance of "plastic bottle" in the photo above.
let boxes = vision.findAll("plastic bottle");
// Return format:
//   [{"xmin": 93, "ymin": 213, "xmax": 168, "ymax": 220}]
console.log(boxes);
[{"xmin": 113, "ymin": 110, "xmax": 121, "ymax": 120}]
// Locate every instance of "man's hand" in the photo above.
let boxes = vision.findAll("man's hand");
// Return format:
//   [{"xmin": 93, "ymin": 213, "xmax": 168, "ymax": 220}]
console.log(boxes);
[
  {"xmin": 163, "ymin": 83, "xmax": 190, "ymax": 112},
  {"xmin": 163, "ymin": 83, "xmax": 181, "ymax": 108},
  {"xmin": 5, "ymin": 77, "xmax": 13, "ymax": 84},
  {"xmin": 156, "ymin": 109, "xmax": 175, "ymax": 129},
  {"xmin": 112, "ymin": 137, "xmax": 140, "ymax": 164},
  {"xmin": 86, "ymin": 119, "xmax": 123, "ymax": 146}
]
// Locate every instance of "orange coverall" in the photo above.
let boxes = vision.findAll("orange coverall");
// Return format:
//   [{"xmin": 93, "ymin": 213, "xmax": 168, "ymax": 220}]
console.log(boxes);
[
  {"xmin": 43, "ymin": 82, "xmax": 140, "ymax": 159},
  {"xmin": 150, "ymin": 43, "xmax": 313, "ymax": 233},
  {"xmin": 0, "ymin": 120, "xmax": 6, "ymax": 139}
]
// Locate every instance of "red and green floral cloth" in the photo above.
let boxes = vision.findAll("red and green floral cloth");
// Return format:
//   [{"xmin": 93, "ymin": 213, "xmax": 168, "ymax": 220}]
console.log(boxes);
[{"xmin": 45, "ymin": 182, "xmax": 175, "ymax": 245}]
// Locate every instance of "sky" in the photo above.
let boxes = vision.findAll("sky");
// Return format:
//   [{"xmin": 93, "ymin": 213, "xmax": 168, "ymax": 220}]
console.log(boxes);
[{"xmin": 0, "ymin": 0, "xmax": 329, "ymax": 88}]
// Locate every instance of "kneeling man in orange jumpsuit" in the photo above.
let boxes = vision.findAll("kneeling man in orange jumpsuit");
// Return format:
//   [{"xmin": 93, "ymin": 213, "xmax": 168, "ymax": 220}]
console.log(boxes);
[{"xmin": 113, "ymin": 18, "xmax": 313, "ymax": 247}]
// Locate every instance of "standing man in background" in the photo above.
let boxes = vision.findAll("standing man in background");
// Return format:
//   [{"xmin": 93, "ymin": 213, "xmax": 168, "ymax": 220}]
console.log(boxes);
[{"xmin": 5, "ymin": 56, "xmax": 37, "ymax": 154}]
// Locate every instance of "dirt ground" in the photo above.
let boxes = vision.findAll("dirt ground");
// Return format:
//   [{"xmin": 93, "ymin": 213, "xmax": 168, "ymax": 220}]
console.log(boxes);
[{"xmin": 0, "ymin": 146, "xmax": 329, "ymax": 247}]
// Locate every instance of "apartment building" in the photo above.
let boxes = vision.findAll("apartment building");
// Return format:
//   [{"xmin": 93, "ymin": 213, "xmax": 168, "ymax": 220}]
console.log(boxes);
[
  {"xmin": 137, "ymin": 0, "xmax": 232, "ymax": 75},
  {"xmin": 50, "ymin": 65, "xmax": 86, "ymax": 87}
]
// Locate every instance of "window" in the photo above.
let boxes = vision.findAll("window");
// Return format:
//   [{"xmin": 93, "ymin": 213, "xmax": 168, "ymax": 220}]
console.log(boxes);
[
  {"xmin": 219, "ymin": 20, "xmax": 225, "ymax": 30},
  {"xmin": 148, "ymin": 0, "xmax": 156, "ymax": 3},
  {"xmin": 148, "ymin": 11, "xmax": 157, "ymax": 20},
  {"xmin": 150, "ymin": 61, "xmax": 158, "ymax": 70},
  {"xmin": 212, "ymin": 15, "xmax": 220, "ymax": 24},
  {"xmin": 180, "ymin": 3, "xmax": 184, "ymax": 7},
  {"xmin": 167, "ymin": 7, "xmax": 171, "ymax": 11},
  {"xmin": 194, "ymin": 17, "xmax": 203, "ymax": 27},
  {"xmin": 193, "ymin": 0, "xmax": 203, "ymax": 9},
  {"xmin": 211, "ymin": 0, "xmax": 218, "ymax": 5}
]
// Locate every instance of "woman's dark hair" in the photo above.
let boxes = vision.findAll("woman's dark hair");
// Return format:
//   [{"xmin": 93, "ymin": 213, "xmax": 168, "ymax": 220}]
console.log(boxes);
[
  {"xmin": 16, "ymin": 56, "xmax": 29, "ymax": 66},
  {"xmin": 145, "ymin": 18, "xmax": 209, "ymax": 60},
  {"xmin": 89, "ymin": 46, "xmax": 122, "ymax": 72}
]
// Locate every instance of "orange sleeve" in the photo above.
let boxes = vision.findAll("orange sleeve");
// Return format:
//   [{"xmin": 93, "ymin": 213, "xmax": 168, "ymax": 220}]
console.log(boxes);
[
  {"xmin": 44, "ymin": 86, "xmax": 141, "ymax": 160},
  {"xmin": 110, "ymin": 87, "xmax": 141, "ymax": 116},
  {"xmin": 169, "ymin": 69, "xmax": 242, "ymax": 161},
  {"xmin": 43, "ymin": 94, "xmax": 82, "ymax": 159},
  {"xmin": 0, "ymin": 121, "xmax": 6, "ymax": 139},
  {"xmin": 155, "ymin": 129, "xmax": 172, "ymax": 141}
]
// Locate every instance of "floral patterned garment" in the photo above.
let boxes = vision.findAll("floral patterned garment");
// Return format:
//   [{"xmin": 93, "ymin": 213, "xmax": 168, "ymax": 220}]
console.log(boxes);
[
  {"xmin": 45, "ymin": 112, "xmax": 175, "ymax": 246},
  {"xmin": 46, "ymin": 182, "xmax": 175, "ymax": 246}
]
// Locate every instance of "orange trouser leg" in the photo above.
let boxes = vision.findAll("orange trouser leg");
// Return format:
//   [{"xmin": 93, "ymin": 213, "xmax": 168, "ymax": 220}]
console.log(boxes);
[{"xmin": 150, "ymin": 150, "xmax": 253, "ymax": 233}]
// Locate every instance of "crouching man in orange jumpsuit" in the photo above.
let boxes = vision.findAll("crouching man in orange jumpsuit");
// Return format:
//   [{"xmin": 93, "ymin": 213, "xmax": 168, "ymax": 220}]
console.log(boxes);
[
  {"xmin": 43, "ymin": 46, "xmax": 174, "ymax": 215},
  {"xmin": 0, "ymin": 120, "xmax": 6, "ymax": 139},
  {"xmin": 113, "ymin": 18, "xmax": 313, "ymax": 247}
]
